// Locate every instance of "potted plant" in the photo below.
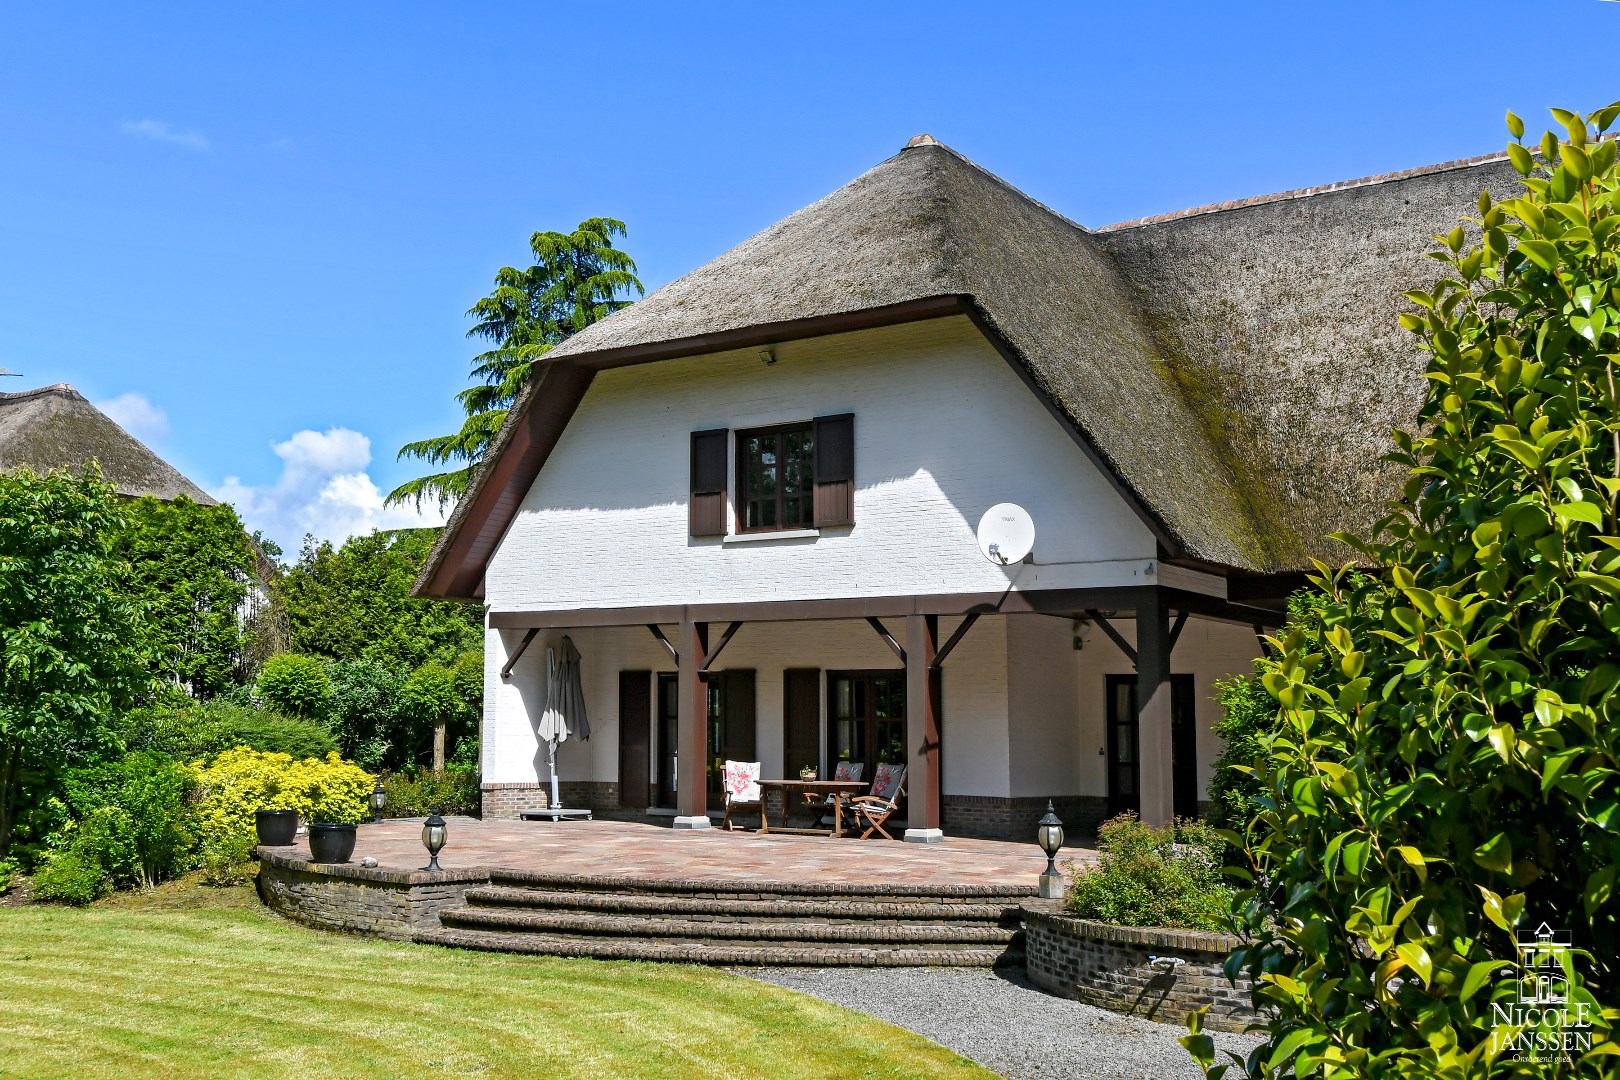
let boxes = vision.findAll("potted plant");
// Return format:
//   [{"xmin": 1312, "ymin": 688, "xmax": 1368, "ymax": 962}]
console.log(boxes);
[
  {"xmin": 255, "ymin": 809, "xmax": 299, "ymax": 846},
  {"xmin": 799, "ymin": 765, "xmax": 818, "ymax": 782},
  {"xmin": 307, "ymin": 819, "xmax": 359, "ymax": 864}
]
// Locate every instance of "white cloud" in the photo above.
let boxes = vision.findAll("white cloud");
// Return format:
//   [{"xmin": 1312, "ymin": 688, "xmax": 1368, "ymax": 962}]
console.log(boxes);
[
  {"xmin": 121, "ymin": 118, "xmax": 209, "ymax": 151},
  {"xmin": 95, "ymin": 391, "xmax": 169, "ymax": 444},
  {"xmin": 214, "ymin": 427, "xmax": 446, "ymax": 555}
]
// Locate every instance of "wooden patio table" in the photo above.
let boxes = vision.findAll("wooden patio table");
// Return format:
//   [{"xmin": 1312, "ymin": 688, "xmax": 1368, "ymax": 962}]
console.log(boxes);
[{"xmin": 754, "ymin": 779, "xmax": 868, "ymax": 837}]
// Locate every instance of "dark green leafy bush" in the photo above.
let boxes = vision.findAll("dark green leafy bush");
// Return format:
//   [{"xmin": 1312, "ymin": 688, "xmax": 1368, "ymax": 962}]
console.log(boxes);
[
  {"xmin": 1066, "ymin": 813, "xmax": 1234, "ymax": 932},
  {"xmin": 118, "ymin": 701, "xmax": 337, "ymax": 761},
  {"xmin": 324, "ymin": 658, "xmax": 408, "ymax": 770},
  {"xmin": 1207, "ymin": 666, "xmax": 1273, "ymax": 834},
  {"xmin": 198, "ymin": 830, "xmax": 257, "ymax": 886},
  {"xmin": 1191, "ymin": 106, "xmax": 1620, "ymax": 1076},
  {"xmin": 57, "ymin": 751, "xmax": 196, "ymax": 889},
  {"xmin": 32, "ymin": 849, "xmax": 111, "ymax": 906},
  {"xmin": 256, "ymin": 654, "xmax": 332, "ymax": 719},
  {"xmin": 380, "ymin": 765, "xmax": 480, "ymax": 817}
]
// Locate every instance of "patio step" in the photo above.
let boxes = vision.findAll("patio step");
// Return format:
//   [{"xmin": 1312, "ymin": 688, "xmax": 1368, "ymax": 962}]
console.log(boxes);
[
  {"xmin": 463, "ymin": 886, "xmax": 1024, "ymax": 924},
  {"xmin": 438, "ymin": 905, "xmax": 1022, "ymax": 948},
  {"xmin": 415, "ymin": 926, "xmax": 1022, "ymax": 968},
  {"xmin": 421, "ymin": 874, "xmax": 1033, "ymax": 967}
]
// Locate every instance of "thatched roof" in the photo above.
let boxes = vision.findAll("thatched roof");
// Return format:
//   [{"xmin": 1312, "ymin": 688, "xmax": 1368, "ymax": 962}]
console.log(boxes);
[
  {"xmin": 0, "ymin": 384, "xmax": 215, "ymax": 503},
  {"xmin": 419, "ymin": 137, "xmax": 1516, "ymax": 598}
]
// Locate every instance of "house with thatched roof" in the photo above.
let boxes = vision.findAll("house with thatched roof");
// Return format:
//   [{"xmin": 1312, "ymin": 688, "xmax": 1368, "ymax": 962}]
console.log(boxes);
[
  {"xmin": 0, "ymin": 383, "xmax": 215, "ymax": 503},
  {"xmin": 419, "ymin": 135, "xmax": 1513, "ymax": 839}
]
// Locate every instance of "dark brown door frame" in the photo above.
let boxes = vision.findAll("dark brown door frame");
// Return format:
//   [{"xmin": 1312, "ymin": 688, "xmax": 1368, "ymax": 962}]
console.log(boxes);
[{"xmin": 1105, "ymin": 673, "xmax": 1198, "ymax": 819}]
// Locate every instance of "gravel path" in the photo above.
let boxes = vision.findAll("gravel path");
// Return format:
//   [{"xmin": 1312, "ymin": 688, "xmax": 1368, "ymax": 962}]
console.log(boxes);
[{"xmin": 747, "ymin": 967, "xmax": 1261, "ymax": 1080}]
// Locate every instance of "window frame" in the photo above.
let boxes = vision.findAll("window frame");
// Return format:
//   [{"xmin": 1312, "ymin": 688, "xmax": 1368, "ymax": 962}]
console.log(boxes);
[{"xmin": 734, "ymin": 421, "xmax": 817, "ymax": 534}]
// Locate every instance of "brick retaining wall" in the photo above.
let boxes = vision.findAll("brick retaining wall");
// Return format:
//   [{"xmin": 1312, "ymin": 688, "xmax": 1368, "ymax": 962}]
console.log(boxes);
[
  {"xmin": 481, "ymin": 782, "xmax": 621, "ymax": 819},
  {"xmin": 1021, "ymin": 904, "xmax": 1260, "ymax": 1033},
  {"xmin": 256, "ymin": 848, "xmax": 491, "ymax": 940}
]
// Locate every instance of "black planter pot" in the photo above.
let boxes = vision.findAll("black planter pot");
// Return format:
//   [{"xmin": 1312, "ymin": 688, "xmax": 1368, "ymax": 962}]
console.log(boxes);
[
  {"xmin": 307, "ymin": 823, "xmax": 358, "ymax": 864},
  {"xmin": 255, "ymin": 809, "xmax": 299, "ymax": 847}
]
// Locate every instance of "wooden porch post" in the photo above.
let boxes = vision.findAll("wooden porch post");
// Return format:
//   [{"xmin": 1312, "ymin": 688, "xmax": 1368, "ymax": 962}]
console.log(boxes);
[
  {"xmin": 1136, "ymin": 587, "xmax": 1175, "ymax": 827},
  {"xmin": 674, "ymin": 617, "xmax": 710, "ymax": 828},
  {"xmin": 904, "ymin": 614, "xmax": 943, "ymax": 842}
]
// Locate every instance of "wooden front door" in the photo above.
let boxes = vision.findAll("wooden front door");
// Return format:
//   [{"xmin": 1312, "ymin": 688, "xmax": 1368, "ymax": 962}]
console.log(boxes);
[
  {"xmin": 1105, "ymin": 674, "xmax": 1199, "ymax": 819},
  {"xmin": 617, "ymin": 671, "xmax": 651, "ymax": 810},
  {"xmin": 705, "ymin": 669, "xmax": 757, "ymax": 802}
]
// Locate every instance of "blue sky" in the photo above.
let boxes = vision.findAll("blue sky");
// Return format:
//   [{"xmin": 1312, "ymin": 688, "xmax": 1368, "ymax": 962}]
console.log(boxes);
[{"xmin": 2, "ymin": 2, "xmax": 1616, "ymax": 554}]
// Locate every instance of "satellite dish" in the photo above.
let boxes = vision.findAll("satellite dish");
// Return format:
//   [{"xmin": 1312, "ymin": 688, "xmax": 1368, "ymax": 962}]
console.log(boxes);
[{"xmin": 977, "ymin": 503, "xmax": 1034, "ymax": 565}]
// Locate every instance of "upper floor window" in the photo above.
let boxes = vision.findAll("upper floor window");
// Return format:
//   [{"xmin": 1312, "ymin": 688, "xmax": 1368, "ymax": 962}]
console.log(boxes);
[{"xmin": 738, "ymin": 423, "xmax": 815, "ymax": 531}]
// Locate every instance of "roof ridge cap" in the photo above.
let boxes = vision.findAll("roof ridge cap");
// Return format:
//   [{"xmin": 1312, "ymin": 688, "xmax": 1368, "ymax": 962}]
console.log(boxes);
[
  {"xmin": 906, "ymin": 139, "xmax": 1096, "ymax": 238},
  {"xmin": 1095, "ymin": 149, "xmax": 1513, "ymax": 232},
  {"xmin": 0, "ymin": 383, "xmax": 81, "ymax": 403}
]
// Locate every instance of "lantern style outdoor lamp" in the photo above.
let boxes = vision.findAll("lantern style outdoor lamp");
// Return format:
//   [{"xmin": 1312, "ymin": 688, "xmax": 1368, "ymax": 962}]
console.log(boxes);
[
  {"xmin": 421, "ymin": 809, "xmax": 448, "ymax": 872},
  {"xmin": 1036, "ymin": 800, "xmax": 1065, "ymax": 899},
  {"xmin": 370, "ymin": 781, "xmax": 387, "ymax": 824}
]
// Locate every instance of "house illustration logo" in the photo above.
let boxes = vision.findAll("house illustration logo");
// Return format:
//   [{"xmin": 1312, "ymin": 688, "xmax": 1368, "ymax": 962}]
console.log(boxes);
[
  {"xmin": 1516, "ymin": 923, "xmax": 1572, "ymax": 1005},
  {"xmin": 1489, "ymin": 922, "xmax": 1592, "ymax": 1063}
]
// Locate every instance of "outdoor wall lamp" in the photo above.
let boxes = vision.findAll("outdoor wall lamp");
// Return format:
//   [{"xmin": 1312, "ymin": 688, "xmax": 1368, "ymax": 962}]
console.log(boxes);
[
  {"xmin": 1036, "ymin": 800, "xmax": 1065, "ymax": 899},
  {"xmin": 421, "ymin": 809, "xmax": 448, "ymax": 872},
  {"xmin": 370, "ymin": 782, "xmax": 387, "ymax": 824}
]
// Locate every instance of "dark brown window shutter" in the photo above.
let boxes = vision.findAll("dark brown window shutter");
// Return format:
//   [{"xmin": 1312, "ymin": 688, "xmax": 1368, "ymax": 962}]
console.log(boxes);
[
  {"xmin": 690, "ymin": 428, "xmax": 728, "ymax": 536},
  {"xmin": 812, "ymin": 413, "xmax": 854, "ymax": 528}
]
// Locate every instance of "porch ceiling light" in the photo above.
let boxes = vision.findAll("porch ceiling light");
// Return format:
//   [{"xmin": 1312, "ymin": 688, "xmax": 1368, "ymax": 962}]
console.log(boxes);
[
  {"xmin": 421, "ymin": 809, "xmax": 448, "ymax": 872},
  {"xmin": 1037, "ymin": 801, "xmax": 1065, "ymax": 900},
  {"xmin": 371, "ymin": 781, "xmax": 387, "ymax": 824}
]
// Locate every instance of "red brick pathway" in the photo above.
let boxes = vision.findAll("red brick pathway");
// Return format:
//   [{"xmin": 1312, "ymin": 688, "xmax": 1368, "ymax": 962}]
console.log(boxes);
[{"xmin": 293, "ymin": 818, "xmax": 1095, "ymax": 887}]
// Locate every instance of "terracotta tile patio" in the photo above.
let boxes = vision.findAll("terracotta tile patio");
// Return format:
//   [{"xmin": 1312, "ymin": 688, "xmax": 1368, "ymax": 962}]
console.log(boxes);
[{"xmin": 293, "ymin": 818, "xmax": 1096, "ymax": 887}]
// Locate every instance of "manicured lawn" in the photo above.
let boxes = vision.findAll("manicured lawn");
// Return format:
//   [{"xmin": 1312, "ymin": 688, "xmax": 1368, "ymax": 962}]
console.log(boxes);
[{"xmin": 0, "ymin": 878, "xmax": 991, "ymax": 1080}]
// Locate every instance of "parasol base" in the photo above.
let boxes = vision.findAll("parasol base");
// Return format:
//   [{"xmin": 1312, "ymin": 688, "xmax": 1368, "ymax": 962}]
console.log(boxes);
[
  {"xmin": 671, "ymin": 816, "xmax": 711, "ymax": 830},
  {"xmin": 519, "ymin": 808, "xmax": 593, "ymax": 822}
]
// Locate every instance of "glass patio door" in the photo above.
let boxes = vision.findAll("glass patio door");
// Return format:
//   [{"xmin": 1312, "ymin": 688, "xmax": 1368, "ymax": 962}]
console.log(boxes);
[{"xmin": 1105, "ymin": 674, "xmax": 1199, "ymax": 819}]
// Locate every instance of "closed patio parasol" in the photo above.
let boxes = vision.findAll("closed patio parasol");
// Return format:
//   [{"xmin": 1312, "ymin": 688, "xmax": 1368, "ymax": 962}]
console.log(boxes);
[{"xmin": 537, "ymin": 635, "xmax": 590, "ymax": 810}]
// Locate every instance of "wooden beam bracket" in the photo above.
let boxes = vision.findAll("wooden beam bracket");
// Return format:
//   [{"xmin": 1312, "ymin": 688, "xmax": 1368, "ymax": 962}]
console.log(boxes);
[
  {"xmin": 500, "ymin": 627, "xmax": 541, "ymax": 680},
  {"xmin": 865, "ymin": 617, "xmax": 907, "ymax": 665},
  {"xmin": 929, "ymin": 612, "xmax": 980, "ymax": 671},
  {"xmin": 646, "ymin": 624, "xmax": 678, "ymax": 664},
  {"xmin": 1168, "ymin": 611, "xmax": 1188, "ymax": 654},
  {"xmin": 1085, "ymin": 609, "xmax": 1138, "ymax": 667},
  {"xmin": 700, "ymin": 621, "xmax": 743, "ymax": 671}
]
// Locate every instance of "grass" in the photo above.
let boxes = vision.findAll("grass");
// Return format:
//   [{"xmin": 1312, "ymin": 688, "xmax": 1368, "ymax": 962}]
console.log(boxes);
[{"xmin": 0, "ymin": 876, "xmax": 991, "ymax": 1080}]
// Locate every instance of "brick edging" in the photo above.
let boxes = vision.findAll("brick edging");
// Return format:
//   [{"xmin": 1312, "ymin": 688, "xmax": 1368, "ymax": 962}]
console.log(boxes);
[
  {"xmin": 255, "ymin": 846, "xmax": 493, "ymax": 887},
  {"xmin": 491, "ymin": 868, "xmax": 1038, "ymax": 899},
  {"xmin": 1020, "ymin": 905, "xmax": 1241, "ymax": 953}
]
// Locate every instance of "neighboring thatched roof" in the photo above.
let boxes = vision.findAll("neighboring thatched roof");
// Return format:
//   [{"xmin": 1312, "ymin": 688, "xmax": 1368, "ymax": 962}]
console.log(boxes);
[
  {"xmin": 0, "ymin": 384, "xmax": 215, "ymax": 504},
  {"xmin": 420, "ymin": 137, "xmax": 1516, "ymax": 597}
]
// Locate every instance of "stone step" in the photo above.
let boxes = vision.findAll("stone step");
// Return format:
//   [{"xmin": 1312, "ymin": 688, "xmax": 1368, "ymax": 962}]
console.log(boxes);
[
  {"xmin": 487, "ymin": 870, "xmax": 1035, "ymax": 905},
  {"xmin": 439, "ymin": 905, "xmax": 1023, "ymax": 947},
  {"xmin": 463, "ymin": 886, "xmax": 1023, "ymax": 924},
  {"xmin": 415, "ymin": 926, "xmax": 1024, "ymax": 967}
]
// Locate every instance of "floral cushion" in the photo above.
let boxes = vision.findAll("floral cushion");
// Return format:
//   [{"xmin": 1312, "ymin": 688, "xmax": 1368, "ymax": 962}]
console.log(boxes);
[
  {"xmin": 723, "ymin": 760, "xmax": 761, "ymax": 804},
  {"xmin": 833, "ymin": 762, "xmax": 864, "ymax": 783},
  {"xmin": 870, "ymin": 763, "xmax": 905, "ymax": 803}
]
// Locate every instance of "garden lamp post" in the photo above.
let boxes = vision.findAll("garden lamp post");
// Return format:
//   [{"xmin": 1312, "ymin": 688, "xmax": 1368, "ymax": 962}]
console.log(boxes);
[
  {"xmin": 1036, "ymin": 800, "xmax": 1065, "ymax": 899},
  {"xmin": 370, "ymin": 782, "xmax": 387, "ymax": 824},
  {"xmin": 421, "ymin": 809, "xmax": 448, "ymax": 872}
]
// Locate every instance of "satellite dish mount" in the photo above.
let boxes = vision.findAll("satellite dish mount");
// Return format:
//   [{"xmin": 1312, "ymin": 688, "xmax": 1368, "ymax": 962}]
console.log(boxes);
[{"xmin": 977, "ymin": 503, "xmax": 1035, "ymax": 565}]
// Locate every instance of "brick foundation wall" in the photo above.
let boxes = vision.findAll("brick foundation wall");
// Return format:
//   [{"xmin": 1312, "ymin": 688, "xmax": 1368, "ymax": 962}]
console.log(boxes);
[
  {"xmin": 480, "ymin": 781, "xmax": 622, "ymax": 819},
  {"xmin": 256, "ymin": 849, "xmax": 490, "ymax": 941},
  {"xmin": 1021, "ymin": 905, "xmax": 1260, "ymax": 1033},
  {"xmin": 942, "ymin": 795, "xmax": 1108, "ymax": 841}
]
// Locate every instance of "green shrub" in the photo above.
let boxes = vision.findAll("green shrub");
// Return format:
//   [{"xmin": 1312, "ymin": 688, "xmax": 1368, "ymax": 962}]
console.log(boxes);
[
  {"xmin": 1066, "ymin": 813, "xmax": 1233, "ymax": 932},
  {"xmin": 324, "ymin": 658, "xmax": 407, "ymax": 770},
  {"xmin": 199, "ymin": 830, "xmax": 257, "ymax": 887},
  {"xmin": 191, "ymin": 748, "xmax": 373, "ymax": 853},
  {"xmin": 1207, "ymin": 666, "xmax": 1274, "ymax": 833},
  {"xmin": 58, "ymin": 751, "xmax": 196, "ymax": 889},
  {"xmin": 32, "ymin": 849, "xmax": 111, "ymax": 906},
  {"xmin": 380, "ymin": 765, "xmax": 480, "ymax": 817},
  {"xmin": 1191, "ymin": 105, "xmax": 1620, "ymax": 1076},
  {"xmin": 256, "ymin": 654, "xmax": 332, "ymax": 719},
  {"xmin": 118, "ymin": 700, "xmax": 337, "ymax": 762},
  {"xmin": 0, "ymin": 857, "xmax": 16, "ymax": 893}
]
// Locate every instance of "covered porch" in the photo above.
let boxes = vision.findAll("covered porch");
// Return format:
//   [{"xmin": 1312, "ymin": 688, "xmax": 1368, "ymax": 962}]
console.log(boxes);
[{"xmin": 483, "ymin": 581, "xmax": 1284, "ymax": 839}]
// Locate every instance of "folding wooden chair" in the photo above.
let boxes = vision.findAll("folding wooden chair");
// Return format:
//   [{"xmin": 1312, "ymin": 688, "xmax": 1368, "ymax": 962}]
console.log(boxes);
[
  {"xmin": 843, "ymin": 763, "xmax": 907, "ymax": 840},
  {"xmin": 722, "ymin": 760, "xmax": 762, "ymax": 831}
]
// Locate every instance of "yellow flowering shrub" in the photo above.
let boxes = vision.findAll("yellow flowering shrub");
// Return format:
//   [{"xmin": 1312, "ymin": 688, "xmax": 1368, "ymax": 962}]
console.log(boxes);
[{"xmin": 190, "ymin": 748, "xmax": 374, "ymax": 848}]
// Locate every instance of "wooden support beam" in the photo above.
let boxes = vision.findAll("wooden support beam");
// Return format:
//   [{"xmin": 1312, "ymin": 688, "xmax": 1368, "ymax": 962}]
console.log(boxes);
[
  {"xmin": 929, "ymin": 612, "xmax": 980, "ymax": 671},
  {"xmin": 1085, "ymin": 610, "xmax": 1138, "ymax": 666},
  {"xmin": 1168, "ymin": 611, "xmax": 1188, "ymax": 654},
  {"xmin": 865, "ymin": 616, "xmax": 906, "ymax": 665},
  {"xmin": 1136, "ymin": 589, "xmax": 1174, "ymax": 827},
  {"xmin": 700, "ymin": 621, "xmax": 743, "ymax": 671},
  {"xmin": 646, "ymin": 624, "xmax": 678, "ymax": 664},
  {"xmin": 904, "ymin": 614, "xmax": 943, "ymax": 841},
  {"xmin": 674, "ymin": 619, "xmax": 710, "ymax": 826},
  {"xmin": 499, "ymin": 627, "xmax": 540, "ymax": 680}
]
